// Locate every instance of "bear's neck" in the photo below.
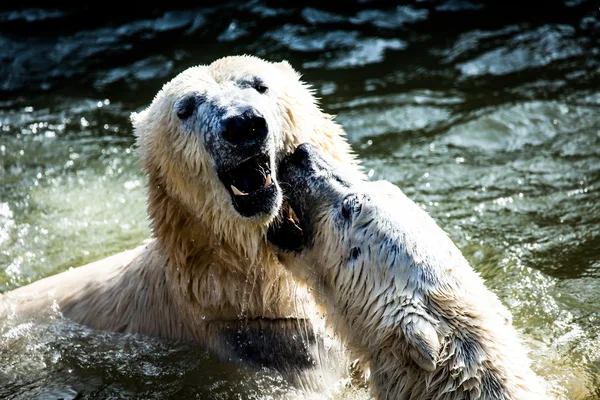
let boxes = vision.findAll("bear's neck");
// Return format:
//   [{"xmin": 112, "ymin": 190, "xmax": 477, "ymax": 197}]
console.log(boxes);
[{"xmin": 145, "ymin": 173, "xmax": 314, "ymax": 322}]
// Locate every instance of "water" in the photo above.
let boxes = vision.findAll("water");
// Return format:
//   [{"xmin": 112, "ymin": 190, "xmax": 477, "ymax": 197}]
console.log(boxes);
[{"xmin": 1, "ymin": 1, "xmax": 599, "ymax": 398}]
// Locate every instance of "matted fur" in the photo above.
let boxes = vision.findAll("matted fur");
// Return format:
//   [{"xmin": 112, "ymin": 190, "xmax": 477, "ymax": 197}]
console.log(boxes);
[
  {"xmin": 1, "ymin": 56, "xmax": 360, "ymax": 393},
  {"xmin": 271, "ymin": 144, "xmax": 550, "ymax": 400}
]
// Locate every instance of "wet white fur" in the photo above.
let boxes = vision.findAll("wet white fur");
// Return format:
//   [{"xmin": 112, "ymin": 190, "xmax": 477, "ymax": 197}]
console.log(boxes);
[{"xmin": 279, "ymin": 178, "xmax": 550, "ymax": 400}]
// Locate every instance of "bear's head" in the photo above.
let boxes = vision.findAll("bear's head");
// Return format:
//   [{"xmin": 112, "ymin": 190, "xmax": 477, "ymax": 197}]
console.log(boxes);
[
  {"xmin": 131, "ymin": 56, "xmax": 357, "ymax": 257},
  {"xmin": 267, "ymin": 142, "xmax": 378, "ymax": 283}
]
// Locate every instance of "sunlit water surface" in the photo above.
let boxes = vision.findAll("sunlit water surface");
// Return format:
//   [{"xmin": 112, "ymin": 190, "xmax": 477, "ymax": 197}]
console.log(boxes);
[{"xmin": 1, "ymin": 1, "xmax": 599, "ymax": 399}]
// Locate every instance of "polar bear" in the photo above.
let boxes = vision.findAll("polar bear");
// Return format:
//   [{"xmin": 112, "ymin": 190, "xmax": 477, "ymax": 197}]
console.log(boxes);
[
  {"xmin": 1, "ymin": 56, "xmax": 359, "ymax": 393},
  {"xmin": 268, "ymin": 143, "xmax": 549, "ymax": 400}
]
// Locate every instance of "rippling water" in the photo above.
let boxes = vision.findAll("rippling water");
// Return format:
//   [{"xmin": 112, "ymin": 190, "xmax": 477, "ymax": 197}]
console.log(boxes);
[{"xmin": 1, "ymin": 1, "xmax": 599, "ymax": 399}]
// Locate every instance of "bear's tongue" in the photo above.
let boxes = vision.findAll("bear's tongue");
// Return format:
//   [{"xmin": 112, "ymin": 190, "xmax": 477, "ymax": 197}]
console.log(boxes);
[{"xmin": 227, "ymin": 154, "xmax": 272, "ymax": 196}]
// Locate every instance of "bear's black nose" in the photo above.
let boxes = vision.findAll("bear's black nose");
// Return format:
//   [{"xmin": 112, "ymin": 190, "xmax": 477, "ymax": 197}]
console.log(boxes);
[
  {"xmin": 289, "ymin": 142, "xmax": 316, "ymax": 167},
  {"xmin": 222, "ymin": 110, "xmax": 268, "ymax": 145}
]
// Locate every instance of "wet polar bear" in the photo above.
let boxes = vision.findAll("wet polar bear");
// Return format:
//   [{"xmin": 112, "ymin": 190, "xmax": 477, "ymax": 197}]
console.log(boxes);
[
  {"xmin": 1, "ymin": 56, "xmax": 360, "ymax": 394},
  {"xmin": 268, "ymin": 143, "xmax": 549, "ymax": 400}
]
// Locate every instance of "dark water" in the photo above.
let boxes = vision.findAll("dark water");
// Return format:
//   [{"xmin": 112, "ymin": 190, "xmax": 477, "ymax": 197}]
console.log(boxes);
[{"xmin": 1, "ymin": 1, "xmax": 599, "ymax": 399}]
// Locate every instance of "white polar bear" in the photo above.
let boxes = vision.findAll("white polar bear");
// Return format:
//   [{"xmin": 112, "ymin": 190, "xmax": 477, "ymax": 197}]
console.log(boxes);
[
  {"xmin": 1, "ymin": 56, "xmax": 360, "ymax": 395},
  {"xmin": 268, "ymin": 143, "xmax": 550, "ymax": 400}
]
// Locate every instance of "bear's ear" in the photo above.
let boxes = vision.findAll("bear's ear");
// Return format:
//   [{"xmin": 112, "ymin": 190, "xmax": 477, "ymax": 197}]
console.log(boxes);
[
  {"xmin": 130, "ymin": 107, "xmax": 150, "ymax": 129},
  {"xmin": 130, "ymin": 111, "xmax": 139, "ymax": 125},
  {"xmin": 401, "ymin": 315, "xmax": 441, "ymax": 372},
  {"xmin": 276, "ymin": 60, "xmax": 300, "ymax": 78}
]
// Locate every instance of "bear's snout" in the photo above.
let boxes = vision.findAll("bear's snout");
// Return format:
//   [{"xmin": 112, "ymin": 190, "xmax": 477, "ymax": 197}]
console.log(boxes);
[
  {"xmin": 287, "ymin": 143, "xmax": 334, "ymax": 178},
  {"xmin": 289, "ymin": 142, "xmax": 314, "ymax": 167},
  {"xmin": 278, "ymin": 143, "xmax": 321, "ymax": 187},
  {"xmin": 222, "ymin": 109, "xmax": 268, "ymax": 146}
]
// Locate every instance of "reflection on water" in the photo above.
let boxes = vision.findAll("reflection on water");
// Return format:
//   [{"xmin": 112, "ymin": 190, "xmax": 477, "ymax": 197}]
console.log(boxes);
[{"xmin": 1, "ymin": 1, "xmax": 599, "ymax": 399}]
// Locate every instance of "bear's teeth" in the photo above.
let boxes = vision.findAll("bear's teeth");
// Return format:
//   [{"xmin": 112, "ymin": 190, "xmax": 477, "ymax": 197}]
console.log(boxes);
[
  {"xmin": 263, "ymin": 174, "xmax": 272, "ymax": 187},
  {"xmin": 231, "ymin": 185, "xmax": 248, "ymax": 196}
]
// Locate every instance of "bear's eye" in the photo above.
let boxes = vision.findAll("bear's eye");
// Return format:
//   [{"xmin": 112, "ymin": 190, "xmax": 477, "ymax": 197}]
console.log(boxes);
[
  {"xmin": 341, "ymin": 194, "xmax": 361, "ymax": 219},
  {"xmin": 251, "ymin": 79, "xmax": 268, "ymax": 94},
  {"xmin": 175, "ymin": 94, "xmax": 203, "ymax": 120}
]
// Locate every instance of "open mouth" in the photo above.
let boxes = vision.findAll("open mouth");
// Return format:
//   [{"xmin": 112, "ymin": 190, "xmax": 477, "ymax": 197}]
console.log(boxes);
[
  {"xmin": 223, "ymin": 153, "xmax": 273, "ymax": 196},
  {"xmin": 282, "ymin": 201, "xmax": 303, "ymax": 235},
  {"xmin": 219, "ymin": 153, "xmax": 279, "ymax": 218},
  {"xmin": 267, "ymin": 200, "xmax": 305, "ymax": 251}
]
